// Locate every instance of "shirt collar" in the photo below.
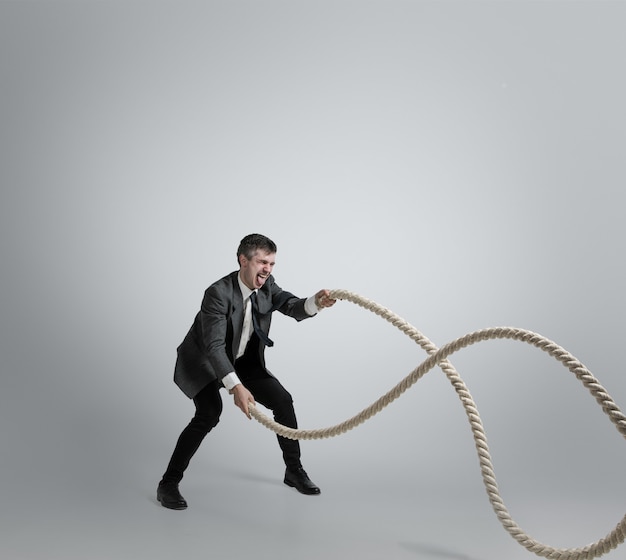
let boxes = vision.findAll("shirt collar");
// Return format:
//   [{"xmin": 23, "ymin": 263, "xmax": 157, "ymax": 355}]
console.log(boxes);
[{"xmin": 237, "ymin": 271, "xmax": 256, "ymax": 300}]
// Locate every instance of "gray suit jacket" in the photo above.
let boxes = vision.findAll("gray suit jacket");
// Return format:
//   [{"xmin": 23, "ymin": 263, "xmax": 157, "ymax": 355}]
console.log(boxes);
[{"xmin": 173, "ymin": 271, "xmax": 313, "ymax": 398}]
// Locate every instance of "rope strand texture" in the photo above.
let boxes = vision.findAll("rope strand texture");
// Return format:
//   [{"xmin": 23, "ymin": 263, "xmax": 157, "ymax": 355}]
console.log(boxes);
[{"xmin": 248, "ymin": 289, "xmax": 626, "ymax": 559}]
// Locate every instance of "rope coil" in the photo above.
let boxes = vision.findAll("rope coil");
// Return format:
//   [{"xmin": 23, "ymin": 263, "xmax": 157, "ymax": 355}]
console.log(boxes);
[{"xmin": 248, "ymin": 289, "xmax": 626, "ymax": 559}]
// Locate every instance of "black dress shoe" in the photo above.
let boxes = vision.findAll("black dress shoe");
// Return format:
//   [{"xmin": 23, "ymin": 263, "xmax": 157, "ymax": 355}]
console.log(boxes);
[
  {"xmin": 284, "ymin": 467, "xmax": 321, "ymax": 495},
  {"xmin": 157, "ymin": 482, "xmax": 188, "ymax": 510}
]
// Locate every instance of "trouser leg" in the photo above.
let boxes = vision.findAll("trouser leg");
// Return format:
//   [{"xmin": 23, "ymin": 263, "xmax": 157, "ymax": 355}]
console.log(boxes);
[
  {"xmin": 160, "ymin": 380, "xmax": 223, "ymax": 485},
  {"xmin": 243, "ymin": 376, "xmax": 302, "ymax": 470}
]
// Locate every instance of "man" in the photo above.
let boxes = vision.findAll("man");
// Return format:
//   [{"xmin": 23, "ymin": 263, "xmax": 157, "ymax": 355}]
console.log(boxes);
[{"xmin": 157, "ymin": 233, "xmax": 336, "ymax": 510}]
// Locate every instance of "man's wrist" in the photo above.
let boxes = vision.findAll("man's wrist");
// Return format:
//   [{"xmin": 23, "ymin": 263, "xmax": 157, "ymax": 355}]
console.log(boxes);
[
  {"xmin": 305, "ymin": 295, "xmax": 320, "ymax": 316},
  {"xmin": 222, "ymin": 372, "xmax": 242, "ymax": 391}
]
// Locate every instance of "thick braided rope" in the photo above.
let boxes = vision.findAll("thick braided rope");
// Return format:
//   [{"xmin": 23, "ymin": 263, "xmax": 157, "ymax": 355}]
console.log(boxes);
[{"xmin": 249, "ymin": 289, "xmax": 626, "ymax": 559}]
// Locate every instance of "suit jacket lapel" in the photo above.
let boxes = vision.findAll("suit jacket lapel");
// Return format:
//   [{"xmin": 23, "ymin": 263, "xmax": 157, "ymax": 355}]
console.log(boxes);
[
  {"xmin": 255, "ymin": 286, "xmax": 273, "ymax": 315},
  {"xmin": 230, "ymin": 272, "xmax": 245, "ymax": 358}
]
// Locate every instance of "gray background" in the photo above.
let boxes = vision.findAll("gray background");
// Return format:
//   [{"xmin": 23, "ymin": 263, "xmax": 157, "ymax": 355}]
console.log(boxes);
[{"xmin": 1, "ymin": 1, "xmax": 625, "ymax": 559}]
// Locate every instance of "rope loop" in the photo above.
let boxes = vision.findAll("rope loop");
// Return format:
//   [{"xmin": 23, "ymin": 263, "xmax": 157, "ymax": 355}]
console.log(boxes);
[{"xmin": 248, "ymin": 289, "xmax": 626, "ymax": 559}]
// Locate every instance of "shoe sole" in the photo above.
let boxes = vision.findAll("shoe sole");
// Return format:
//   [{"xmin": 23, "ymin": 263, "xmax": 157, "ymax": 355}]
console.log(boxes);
[
  {"xmin": 157, "ymin": 496, "xmax": 188, "ymax": 510},
  {"xmin": 284, "ymin": 479, "xmax": 321, "ymax": 495}
]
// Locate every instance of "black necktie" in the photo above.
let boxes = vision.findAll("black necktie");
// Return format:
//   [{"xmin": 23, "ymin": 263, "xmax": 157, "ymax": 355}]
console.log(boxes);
[{"xmin": 250, "ymin": 291, "xmax": 274, "ymax": 347}]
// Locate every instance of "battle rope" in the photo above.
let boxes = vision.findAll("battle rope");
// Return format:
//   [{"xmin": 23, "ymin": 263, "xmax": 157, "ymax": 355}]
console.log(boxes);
[{"xmin": 248, "ymin": 289, "xmax": 626, "ymax": 560}]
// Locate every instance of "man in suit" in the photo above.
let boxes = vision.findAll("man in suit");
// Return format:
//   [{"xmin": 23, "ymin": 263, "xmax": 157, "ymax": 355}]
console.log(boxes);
[{"xmin": 157, "ymin": 233, "xmax": 336, "ymax": 510}]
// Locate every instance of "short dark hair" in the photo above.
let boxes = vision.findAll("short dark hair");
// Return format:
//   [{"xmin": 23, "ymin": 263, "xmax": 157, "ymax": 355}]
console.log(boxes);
[{"xmin": 236, "ymin": 233, "xmax": 277, "ymax": 263}]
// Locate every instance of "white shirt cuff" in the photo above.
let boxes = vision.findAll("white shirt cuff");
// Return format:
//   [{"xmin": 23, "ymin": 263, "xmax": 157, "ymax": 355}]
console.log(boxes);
[
  {"xmin": 305, "ymin": 295, "xmax": 320, "ymax": 316},
  {"xmin": 222, "ymin": 372, "xmax": 242, "ymax": 391}
]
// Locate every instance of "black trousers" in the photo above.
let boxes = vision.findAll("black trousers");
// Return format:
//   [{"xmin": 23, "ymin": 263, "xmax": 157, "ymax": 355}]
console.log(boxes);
[{"xmin": 161, "ymin": 336, "xmax": 301, "ymax": 485}]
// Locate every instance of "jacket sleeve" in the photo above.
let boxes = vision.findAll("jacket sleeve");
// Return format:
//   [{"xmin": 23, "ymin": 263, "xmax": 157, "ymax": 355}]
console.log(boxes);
[
  {"xmin": 270, "ymin": 280, "xmax": 312, "ymax": 322},
  {"xmin": 199, "ymin": 283, "xmax": 236, "ymax": 381}
]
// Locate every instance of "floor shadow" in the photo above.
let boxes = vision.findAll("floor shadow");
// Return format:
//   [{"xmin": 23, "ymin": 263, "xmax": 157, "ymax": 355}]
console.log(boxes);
[{"xmin": 399, "ymin": 542, "xmax": 485, "ymax": 560}]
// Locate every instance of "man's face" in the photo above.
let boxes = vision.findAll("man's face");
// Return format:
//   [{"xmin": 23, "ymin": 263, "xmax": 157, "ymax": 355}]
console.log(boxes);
[{"xmin": 239, "ymin": 249, "xmax": 276, "ymax": 290}]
